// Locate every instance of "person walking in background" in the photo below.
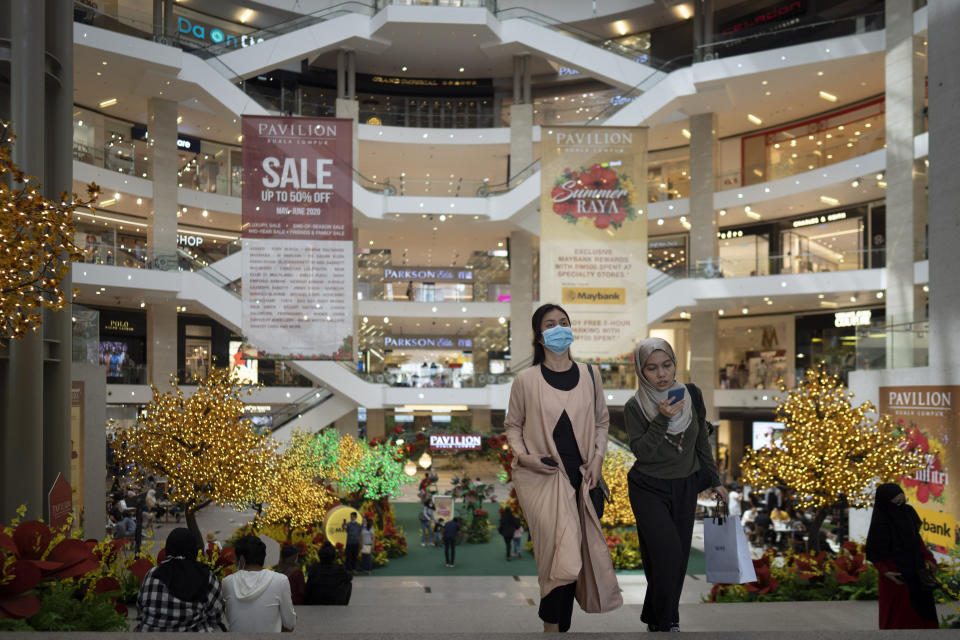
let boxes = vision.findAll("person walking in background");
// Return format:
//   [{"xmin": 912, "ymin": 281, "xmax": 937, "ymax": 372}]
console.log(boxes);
[
  {"xmin": 342, "ymin": 512, "xmax": 362, "ymax": 573},
  {"xmin": 498, "ymin": 508, "xmax": 520, "ymax": 561},
  {"xmin": 865, "ymin": 483, "xmax": 939, "ymax": 629},
  {"xmin": 305, "ymin": 543, "xmax": 352, "ymax": 605},
  {"xmin": 135, "ymin": 528, "xmax": 226, "ymax": 632},
  {"xmin": 443, "ymin": 517, "xmax": 460, "ymax": 567},
  {"xmin": 222, "ymin": 536, "xmax": 296, "ymax": 632},
  {"xmin": 626, "ymin": 337, "xmax": 727, "ymax": 633},
  {"xmin": 274, "ymin": 545, "xmax": 306, "ymax": 605},
  {"xmin": 513, "ymin": 522, "xmax": 524, "ymax": 558},
  {"xmin": 360, "ymin": 517, "xmax": 375, "ymax": 575},
  {"xmin": 419, "ymin": 500, "xmax": 435, "ymax": 546},
  {"xmin": 504, "ymin": 303, "xmax": 622, "ymax": 632}
]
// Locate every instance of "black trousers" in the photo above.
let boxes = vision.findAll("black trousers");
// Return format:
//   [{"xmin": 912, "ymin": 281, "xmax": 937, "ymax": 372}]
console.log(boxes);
[
  {"xmin": 344, "ymin": 543, "xmax": 359, "ymax": 571},
  {"xmin": 628, "ymin": 470, "xmax": 699, "ymax": 629},
  {"xmin": 538, "ymin": 581, "xmax": 577, "ymax": 632},
  {"xmin": 503, "ymin": 536, "xmax": 513, "ymax": 558},
  {"xmin": 444, "ymin": 538, "xmax": 456, "ymax": 564}
]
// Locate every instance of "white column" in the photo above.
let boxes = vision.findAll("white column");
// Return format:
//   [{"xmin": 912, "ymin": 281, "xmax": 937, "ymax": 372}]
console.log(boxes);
[
  {"xmin": 884, "ymin": 0, "xmax": 921, "ymax": 367},
  {"xmin": 509, "ymin": 230, "xmax": 534, "ymax": 367},
  {"xmin": 927, "ymin": 0, "xmax": 960, "ymax": 371},
  {"xmin": 147, "ymin": 98, "xmax": 178, "ymax": 267},
  {"xmin": 688, "ymin": 113, "xmax": 719, "ymax": 420},
  {"xmin": 147, "ymin": 304, "xmax": 178, "ymax": 385}
]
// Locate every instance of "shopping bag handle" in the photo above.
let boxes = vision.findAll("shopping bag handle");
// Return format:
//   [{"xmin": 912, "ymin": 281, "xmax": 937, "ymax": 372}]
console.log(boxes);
[{"xmin": 713, "ymin": 496, "xmax": 729, "ymax": 526}]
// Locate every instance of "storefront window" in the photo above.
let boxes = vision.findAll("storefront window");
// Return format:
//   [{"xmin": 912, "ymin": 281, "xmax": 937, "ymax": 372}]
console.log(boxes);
[
  {"xmin": 795, "ymin": 309, "xmax": 884, "ymax": 384},
  {"xmin": 717, "ymin": 318, "xmax": 792, "ymax": 389},
  {"xmin": 718, "ymin": 232, "xmax": 769, "ymax": 277},
  {"xmin": 184, "ymin": 325, "xmax": 212, "ymax": 380}
]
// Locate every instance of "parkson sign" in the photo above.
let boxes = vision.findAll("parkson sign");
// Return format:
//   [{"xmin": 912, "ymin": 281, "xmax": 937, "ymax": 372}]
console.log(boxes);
[{"xmin": 383, "ymin": 336, "xmax": 472, "ymax": 349}]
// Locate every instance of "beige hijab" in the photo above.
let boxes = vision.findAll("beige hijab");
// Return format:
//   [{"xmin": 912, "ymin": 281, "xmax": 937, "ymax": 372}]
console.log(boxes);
[{"xmin": 633, "ymin": 338, "xmax": 692, "ymax": 435}]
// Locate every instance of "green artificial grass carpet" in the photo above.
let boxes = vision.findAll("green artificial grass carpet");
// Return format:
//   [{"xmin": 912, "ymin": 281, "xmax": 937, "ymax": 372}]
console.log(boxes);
[{"xmin": 370, "ymin": 502, "xmax": 705, "ymax": 577}]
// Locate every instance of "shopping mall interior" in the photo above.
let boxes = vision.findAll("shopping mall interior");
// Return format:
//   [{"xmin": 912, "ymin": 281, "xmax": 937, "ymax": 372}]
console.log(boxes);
[{"xmin": 1, "ymin": 0, "xmax": 959, "ymax": 582}]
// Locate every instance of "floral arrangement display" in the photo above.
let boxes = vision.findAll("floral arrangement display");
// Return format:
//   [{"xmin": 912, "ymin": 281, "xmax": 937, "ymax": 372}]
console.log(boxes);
[
  {"xmin": 705, "ymin": 540, "xmax": 960, "ymax": 626},
  {"xmin": 465, "ymin": 509, "xmax": 491, "ymax": 544},
  {"xmin": 605, "ymin": 530, "xmax": 643, "ymax": 570}
]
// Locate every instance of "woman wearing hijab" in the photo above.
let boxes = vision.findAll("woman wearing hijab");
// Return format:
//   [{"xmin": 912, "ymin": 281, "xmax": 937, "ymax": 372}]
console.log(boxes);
[
  {"xmin": 865, "ymin": 483, "xmax": 939, "ymax": 629},
  {"xmin": 505, "ymin": 303, "xmax": 622, "ymax": 632},
  {"xmin": 135, "ymin": 527, "xmax": 226, "ymax": 632},
  {"xmin": 274, "ymin": 545, "xmax": 306, "ymax": 605},
  {"xmin": 626, "ymin": 337, "xmax": 727, "ymax": 633}
]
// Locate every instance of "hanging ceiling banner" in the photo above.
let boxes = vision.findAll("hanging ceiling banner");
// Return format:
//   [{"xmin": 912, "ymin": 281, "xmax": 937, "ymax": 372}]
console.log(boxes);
[
  {"xmin": 242, "ymin": 116, "xmax": 354, "ymax": 360},
  {"xmin": 539, "ymin": 126, "xmax": 648, "ymax": 359}
]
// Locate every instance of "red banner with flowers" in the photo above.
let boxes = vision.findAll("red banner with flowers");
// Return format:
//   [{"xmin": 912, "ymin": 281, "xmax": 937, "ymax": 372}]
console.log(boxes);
[
  {"xmin": 241, "ymin": 116, "xmax": 353, "ymax": 360},
  {"xmin": 540, "ymin": 127, "xmax": 648, "ymax": 359},
  {"xmin": 879, "ymin": 385, "xmax": 958, "ymax": 550}
]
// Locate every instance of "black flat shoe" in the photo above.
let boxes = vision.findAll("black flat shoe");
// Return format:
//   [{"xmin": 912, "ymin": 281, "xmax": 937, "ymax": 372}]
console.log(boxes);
[{"xmin": 647, "ymin": 624, "xmax": 658, "ymax": 632}]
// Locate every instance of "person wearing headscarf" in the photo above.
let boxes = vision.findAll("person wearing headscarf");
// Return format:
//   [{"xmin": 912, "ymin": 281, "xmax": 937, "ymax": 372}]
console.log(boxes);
[
  {"xmin": 135, "ymin": 527, "xmax": 226, "ymax": 632},
  {"xmin": 626, "ymin": 337, "xmax": 727, "ymax": 633},
  {"xmin": 274, "ymin": 545, "xmax": 306, "ymax": 605},
  {"xmin": 865, "ymin": 483, "xmax": 939, "ymax": 629},
  {"xmin": 504, "ymin": 303, "xmax": 622, "ymax": 632}
]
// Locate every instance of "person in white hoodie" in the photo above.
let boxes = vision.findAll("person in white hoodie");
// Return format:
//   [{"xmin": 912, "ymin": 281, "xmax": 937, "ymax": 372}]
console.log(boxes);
[{"xmin": 222, "ymin": 535, "xmax": 297, "ymax": 632}]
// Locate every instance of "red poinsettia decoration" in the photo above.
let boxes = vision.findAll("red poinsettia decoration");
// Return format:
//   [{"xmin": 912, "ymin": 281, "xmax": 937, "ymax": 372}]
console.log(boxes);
[
  {"xmin": 745, "ymin": 564, "xmax": 779, "ymax": 594},
  {"xmin": 834, "ymin": 552, "xmax": 867, "ymax": 584},
  {"xmin": 92, "ymin": 576, "xmax": 128, "ymax": 616},
  {"xmin": 0, "ymin": 557, "xmax": 42, "ymax": 619},
  {"xmin": 791, "ymin": 551, "xmax": 826, "ymax": 580}
]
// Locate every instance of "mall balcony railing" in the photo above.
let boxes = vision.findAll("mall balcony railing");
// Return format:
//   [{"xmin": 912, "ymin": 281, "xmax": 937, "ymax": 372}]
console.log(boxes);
[
  {"xmin": 344, "ymin": 353, "xmax": 534, "ymax": 389},
  {"xmin": 267, "ymin": 387, "xmax": 337, "ymax": 432},
  {"xmin": 587, "ymin": 11, "xmax": 887, "ymax": 126},
  {"xmin": 688, "ymin": 248, "xmax": 887, "ymax": 280},
  {"xmin": 358, "ymin": 281, "xmax": 510, "ymax": 303},
  {"xmin": 855, "ymin": 320, "xmax": 930, "ymax": 371}
]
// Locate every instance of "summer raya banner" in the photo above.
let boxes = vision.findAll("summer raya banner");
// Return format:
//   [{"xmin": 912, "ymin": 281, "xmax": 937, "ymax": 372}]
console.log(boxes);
[
  {"xmin": 879, "ymin": 385, "xmax": 958, "ymax": 550},
  {"xmin": 242, "ymin": 116, "xmax": 353, "ymax": 360},
  {"xmin": 539, "ymin": 126, "xmax": 648, "ymax": 359}
]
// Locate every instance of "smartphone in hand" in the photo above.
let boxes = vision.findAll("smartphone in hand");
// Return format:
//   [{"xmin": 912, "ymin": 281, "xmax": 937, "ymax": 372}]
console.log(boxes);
[
  {"xmin": 667, "ymin": 387, "xmax": 685, "ymax": 405},
  {"xmin": 540, "ymin": 457, "xmax": 559, "ymax": 467}
]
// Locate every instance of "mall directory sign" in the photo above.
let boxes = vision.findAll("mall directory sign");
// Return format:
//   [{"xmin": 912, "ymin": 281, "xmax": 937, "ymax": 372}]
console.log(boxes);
[
  {"xmin": 540, "ymin": 126, "xmax": 648, "ymax": 359},
  {"xmin": 241, "ymin": 116, "xmax": 353, "ymax": 360},
  {"xmin": 880, "ymin": 386, "xmax": 958, "ymax": 550}
]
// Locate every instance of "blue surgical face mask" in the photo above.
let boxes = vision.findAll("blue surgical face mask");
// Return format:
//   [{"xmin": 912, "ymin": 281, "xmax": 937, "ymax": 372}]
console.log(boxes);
[{"xmin": 542, "ymin": 325, "xmax": 574, "ymax": 354}]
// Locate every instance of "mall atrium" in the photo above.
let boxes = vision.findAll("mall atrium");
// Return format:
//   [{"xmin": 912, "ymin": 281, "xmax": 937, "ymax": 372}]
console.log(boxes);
[{"xmin": 0, "ymin": 0, "xmax": 958, "ymax": 539}]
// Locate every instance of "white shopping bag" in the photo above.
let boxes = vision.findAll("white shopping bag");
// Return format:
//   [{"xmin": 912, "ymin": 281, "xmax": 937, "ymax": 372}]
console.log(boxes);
[{"xmin": 704, "ymin": 516, "xmax": 757, "ymax": 584}]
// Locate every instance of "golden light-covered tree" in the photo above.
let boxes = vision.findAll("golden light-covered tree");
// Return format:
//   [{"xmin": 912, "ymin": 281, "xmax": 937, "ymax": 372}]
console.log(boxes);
[
  {"xmin": 740, "ymin": 367, "xmax": 925, "ymax": 549},
  {"xmin": 255, "ymin": 450, "xmax": 337, "ymax": 534},
  {"xmin": 0, "ymin": 121, "xmax": 99, "ymax": 339},
  {"xmin": 601, "ymin": 450, "xmax": 635, "ymax": 527},
  {"xmin": 113, "ymin": 367, "xmax": 277, "ymax": 539}
]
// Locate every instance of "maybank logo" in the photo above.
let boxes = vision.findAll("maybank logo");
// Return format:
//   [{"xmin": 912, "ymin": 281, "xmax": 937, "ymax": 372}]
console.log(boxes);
[
  {"xmin": 561, "ymin": 287, "xmax": 625, "ymax": 305},
  {"xmin": 914, "ymin": 505, "xmax": 957, "ymax": 549}
]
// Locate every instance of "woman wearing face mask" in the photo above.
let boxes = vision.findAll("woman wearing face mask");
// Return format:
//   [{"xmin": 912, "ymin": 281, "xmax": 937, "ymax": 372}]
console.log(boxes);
[
  {"xmin": 504, "ymin": 303, "xmax": 622, "ymax": 633},
  {"xmin": 865, "ymin": 483, "xmax": 939, "ymax": 629},
  {"xmin": 626, "ymin": 338, "xmax": 727, "ymax": 633}
]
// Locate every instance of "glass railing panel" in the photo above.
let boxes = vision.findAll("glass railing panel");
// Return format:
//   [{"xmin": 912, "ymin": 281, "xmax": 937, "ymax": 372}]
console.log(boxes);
[{"xmin": 855, "ymin": 320, "xmax": 930, "ymax": 371}]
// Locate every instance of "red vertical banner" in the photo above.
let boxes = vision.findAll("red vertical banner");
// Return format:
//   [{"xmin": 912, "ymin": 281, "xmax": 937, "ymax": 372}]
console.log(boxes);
[{"xmin": 241, "ymin": 116, "xmax": 354, "ymax": 360}]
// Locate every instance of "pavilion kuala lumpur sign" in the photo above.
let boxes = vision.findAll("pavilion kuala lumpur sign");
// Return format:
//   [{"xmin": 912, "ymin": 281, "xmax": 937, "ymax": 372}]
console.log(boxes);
[
  {"xmin": 879, "ymin": 385, "xmax": 958, "ymax": 550},
  {"xmin": 540, "ymin": 126, "xmax": 648, "ymax": 359},
  {"xmin": 430, "ymin": 434, "xmax": 482, "ymax": 450},
  {"xmin": 241, "ymin": 116, "xmax": 353, "ymax": 360}
]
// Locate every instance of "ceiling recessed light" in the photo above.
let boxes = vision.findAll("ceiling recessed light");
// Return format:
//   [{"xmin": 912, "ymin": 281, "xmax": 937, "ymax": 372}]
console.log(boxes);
[
  {"xmin": 819, "ymin": 195, "xmax": 839, "ymax": 205},
  {"xmin": 682, "ymin": 128, "xmax": 691, "ymax": 139},
  {"xmin": 239, "ymin": 8, "xmax": 253, "ymax": 22},
  {"xmin": 458, "ymin": 67, "xmax": 464, "ymax": 72},
  {"xmin": 819, "ymin": 90, "xmax": 838, "ymax": 102},
  {"xmin": 99, "ymin": 98, "xmax": 118, "ymax": 108},
  {"xmin": 747, "ymin": 114, "xmax": 762, "ymax": 125},
  {"xmin": 401, "ymin": 65, "xmax": 408, "ymax": 71}
]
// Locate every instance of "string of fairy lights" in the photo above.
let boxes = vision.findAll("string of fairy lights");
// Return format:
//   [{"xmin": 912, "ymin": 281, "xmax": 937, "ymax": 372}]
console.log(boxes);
[
  {"xmin": 740, "ymin": 367, "xmax": 925, "ymax": 511},
  {"xmin": 0, "ymin": 121, "xmax": 99, "ymax": 340}
]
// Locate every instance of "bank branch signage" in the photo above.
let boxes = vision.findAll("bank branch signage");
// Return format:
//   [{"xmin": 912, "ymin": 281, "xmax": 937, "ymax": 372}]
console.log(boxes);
[
  {"xmin": 880, "ymin": 385, "xmax": 959, "ymax": 550},
  {"xmin": 540, "ymin": 126, "xmax": 648, "ymax": 359},
  {"xmin": 241, "ymin": 116, "xmax": 353, "ymax": 360},
  {"xmin": 430, "ymin": 434, "xmax": 482, "ymax": 450}
]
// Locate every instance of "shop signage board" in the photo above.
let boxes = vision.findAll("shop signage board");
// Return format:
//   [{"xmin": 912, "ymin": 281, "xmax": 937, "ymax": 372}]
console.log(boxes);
[
  {"xmin": 241, "ymin": 116, "xmax": 353, "ymax": 360},
  {"xmin": 879, "ymin": 385, "xmax": 959, "ymax": 550},
  {"xmin": 429, "ymin": 434, "xmax": 482, "ymax": 450},
  {"xmin": 382, "ymin": 267, "xmax": 473, "ymax": 281},
  {"xmin": 48, "ymin": 473, "xmax": 73, "ymax": 532},
  {"xmin": 322, "ymin": 504, "xmax": 360, "ymax": 547},
  {"xmin": 433, "ymin": 495, "xmax": 454, "ymax": 521},
  {"xmin": 384, "ymin": 336, "xmax": 473, "ymax": 349},
  {"xmin": 539, "ymin": 126, "xmax": 648, "ymax": 359}
]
